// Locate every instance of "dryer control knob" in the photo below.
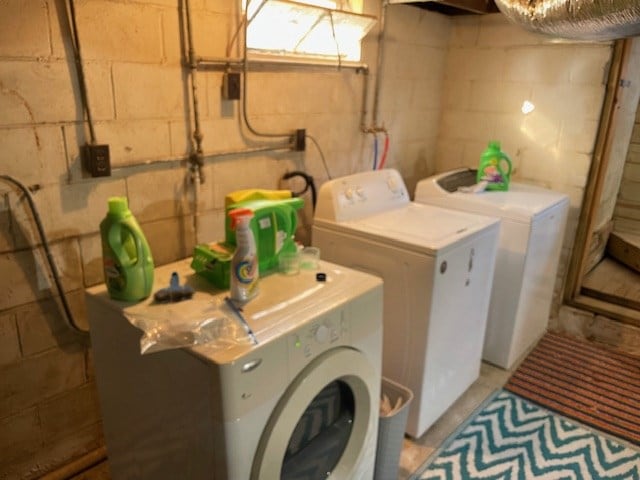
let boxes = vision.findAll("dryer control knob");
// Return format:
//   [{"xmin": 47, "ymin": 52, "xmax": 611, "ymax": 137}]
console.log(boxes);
[{"xmin": 315, "ymin": 324, "xmax": 330, "ymax": 343}]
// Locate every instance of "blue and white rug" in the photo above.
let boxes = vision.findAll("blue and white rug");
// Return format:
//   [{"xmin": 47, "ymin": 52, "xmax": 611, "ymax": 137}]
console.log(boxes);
[{"xmin": 414, "ymin": 390, "xmax": 640, "ymax": 480}]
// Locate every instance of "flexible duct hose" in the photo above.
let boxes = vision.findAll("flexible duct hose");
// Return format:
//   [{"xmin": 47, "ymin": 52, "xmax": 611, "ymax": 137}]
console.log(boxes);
[{"xmin": 494, "ymin": 0, "xmax": 640, "ymax": 40}]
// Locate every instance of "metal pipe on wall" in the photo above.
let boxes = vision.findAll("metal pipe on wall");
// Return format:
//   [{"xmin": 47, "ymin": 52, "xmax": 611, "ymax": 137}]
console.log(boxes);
[
  {"xmin": 361, "ymin": 0, "xmax": 388, "ymax": 135},
  {"xmin": 371, "ymin": 0, "xmax": 388, "ymax": 129},
  {"xmin": 196, "ymin": 56, "xmax": 368, "ymax": 73},
  {"xmin": 184, "ymin": 0, "xmax": 205, "ymax": 185}
]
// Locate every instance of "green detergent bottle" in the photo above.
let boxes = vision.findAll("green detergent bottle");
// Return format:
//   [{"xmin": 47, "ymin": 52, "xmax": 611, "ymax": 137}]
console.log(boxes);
[
  {"xmin": 100, "ymin": 197, "xmax": 154, "ymax": 301},
  {"xmin": 477, "ymin": 141, "xmax": 512, "ymax": 191}
]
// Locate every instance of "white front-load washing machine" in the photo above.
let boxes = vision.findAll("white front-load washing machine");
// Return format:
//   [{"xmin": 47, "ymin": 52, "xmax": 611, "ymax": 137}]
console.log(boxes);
[
  {"xmin": 86, "ymin": 258, "xmax": 383, "ymax": 480},
  {"xmin": 312, "ymin": 169, "xmax": 500, "ymax": 438},
  {"xmin": 415, "ymin": 168, "xmax": 569, "ymax": 369}
]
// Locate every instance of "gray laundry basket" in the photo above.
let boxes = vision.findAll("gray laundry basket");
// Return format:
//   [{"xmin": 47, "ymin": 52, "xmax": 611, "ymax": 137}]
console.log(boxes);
[{"xmin": 374, "ymin": 377, "xmax": 414, "ymax": 480}]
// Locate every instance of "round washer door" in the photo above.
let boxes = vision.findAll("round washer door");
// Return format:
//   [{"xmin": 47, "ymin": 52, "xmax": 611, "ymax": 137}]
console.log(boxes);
[{"xmin": 251, "ymin": 347, "xmax": 379, "ymax": 480}]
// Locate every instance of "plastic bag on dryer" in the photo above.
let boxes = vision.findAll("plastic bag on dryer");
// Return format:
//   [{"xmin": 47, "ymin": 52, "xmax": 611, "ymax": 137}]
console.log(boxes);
[{"xmin": 125, "ymin": 301, "xmax": 254, "ymax": 355}]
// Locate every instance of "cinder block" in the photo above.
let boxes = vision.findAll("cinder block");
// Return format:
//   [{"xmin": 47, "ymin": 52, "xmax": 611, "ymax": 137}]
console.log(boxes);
[
  {"xmin": 0, "ymin": 193, "xmax": 13, "ymax": 253},
  {"xmin": 0, "ymin": 61, "xmax": 77, "ymax": 125},
  {"xmin": 477, "ymin": 14, "xmax": 548, "ymax": 48},
  {"xmin": 39, "ymin": 383, "xmax": 102, "ymax": 442},
  {"xmin": 0, "ymin": 311, "xmax": 21, "ymax": 367},
  {"xmin": 194, "ymin": 116, "xmax": 246, "ymax": 158},
  {"xmin": 10, "ymin": 180, "xmax": 126, "ymax": 247},
  {"xmin": 568, "ymin": 45, "xmax": 615, "ymax": 85},
  {"xmin": 112, "ymin": 63, "xmax": 184, "ymax": 120},
  {"xmin": 194, "ymin": 208, "xmax": 227, "ymax": 245},
  {"xmin": 0, "ymin": 126, "xmax": 67, "ymax": 187},
  {"xmin": 0, "ymin": 408, "xmax": 42, "ymax": 471},
  {"xmin": 0, "ymin": 1, "xmax": 50, "ymax": 58},
  {"xmin": 504, "ymin": 47, "xmax": 572, "ymax": 84},
  {"xmin": 16, "ymin": 291, "xmax": 88, "ymax": 357},
  {"xmin": 191, "ymin": 11, "xmax": 232, "ymax": 59},
  {"xmin": 85, "ymin": 348, "xmax": 96, "ymax": 382},
  {"xmin": 80, "ymin": 233, "xmax": 104, "ymax": 288},
  {"xmin": 16, "ymin": 423, "xmax": 104, "ymax": 480},
  {"xmin": 97, "ymin": 120, "xmax": 173, "ymax": 167},
  {"xmin": 125, "ymin": 166, "xmax": 193, "ymax": 223},
  {"xmin": 74, "ymin": 0, "xmax": 163, "ymax": 63},
  {"xmin": 82, "ymin": 62, "xmax": 116, "ymax": 121},
  {"xmin": 0, "ymin": 348, "xmax": 86, "ymax": 419},
  {"xmin": 0, "ymin": 239, "xmax": 83, "ymax": 311},
  {"xmin": 211, "ymin": 156, "xmax": 284, "ymax": 208},
  {"xmin": 555, "ymin": 306, "xmax": 640, "ymax": 357},
  {"xmin": 142, "ymin": 215, "xmax": 195, "ymax": 267}
]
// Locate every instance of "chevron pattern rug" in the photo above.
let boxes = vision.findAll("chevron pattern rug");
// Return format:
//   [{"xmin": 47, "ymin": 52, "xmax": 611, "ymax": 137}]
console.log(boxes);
[{"xmin": 414, "ymin": 390, "xmax": 640, "ymax": 480}]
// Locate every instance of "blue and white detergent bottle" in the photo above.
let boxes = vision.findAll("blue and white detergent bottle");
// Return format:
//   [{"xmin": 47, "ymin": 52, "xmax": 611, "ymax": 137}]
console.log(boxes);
[
  {"xmin": 229, "ymin": 208, "xmax": 259, "ymax": 302},
  {"xmin": 477, "ymin": 141, "xmax": 512, "ymax": 191}
]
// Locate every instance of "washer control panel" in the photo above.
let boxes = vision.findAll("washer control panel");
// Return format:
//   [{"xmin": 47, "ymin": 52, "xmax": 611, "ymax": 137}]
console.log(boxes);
[
  {"xmin": 315, "ymin": 169, "xmax": 409, "ymax": 222},
  {"xmin": 288, "ymin": 309, "xmax": 350, "ymax": 362}
]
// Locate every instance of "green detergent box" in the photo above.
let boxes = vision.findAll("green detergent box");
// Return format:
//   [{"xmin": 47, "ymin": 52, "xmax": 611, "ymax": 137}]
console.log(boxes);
[{"xmin": 190, "ymin": 242, "xmax": 233, "ymax": 289}]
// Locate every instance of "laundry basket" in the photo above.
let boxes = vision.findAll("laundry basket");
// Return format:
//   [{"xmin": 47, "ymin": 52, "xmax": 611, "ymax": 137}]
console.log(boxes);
[{"xmin": 374, "ymin": 377, "xmax": 413, "ymax": 480}]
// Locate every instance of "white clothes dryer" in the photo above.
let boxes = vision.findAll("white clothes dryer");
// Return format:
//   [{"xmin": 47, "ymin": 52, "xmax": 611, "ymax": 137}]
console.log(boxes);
[
  {"xmin": 86, "ymin": 258, "xmax": 383, "ymax": 480},
  {"xmin": 415, "ymin": 168, "xmax": 569, "ymax": 369},
  {"xmin": 312, "ymin": 169, "xmax": 500, "ymax": 438}
]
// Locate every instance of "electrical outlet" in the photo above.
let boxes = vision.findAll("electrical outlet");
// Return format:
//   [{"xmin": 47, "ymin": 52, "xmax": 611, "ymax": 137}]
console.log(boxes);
[
  {"xmin": 84, "ymin": 144, "xmax": 111, "ymax": 177},
  {"xmin": 222, "ymin": 72, "xmax": 241, "ymax": 100},
  {"xmin": 294, "ymin": 129, "xmax": 306, "ymax": 151}
]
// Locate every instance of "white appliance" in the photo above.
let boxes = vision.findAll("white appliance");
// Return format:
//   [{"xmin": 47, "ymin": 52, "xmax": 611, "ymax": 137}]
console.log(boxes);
[
  {"xmin": 415, "ymin": 168, "xmax": 569, "ymax": 370},
  {"xmin": 86, "ymin": 258, "xmax": 383, "ymax": 480},
  {"xmin": 312, "ymin": 169, "xmax": 500, "ymax": 438}
]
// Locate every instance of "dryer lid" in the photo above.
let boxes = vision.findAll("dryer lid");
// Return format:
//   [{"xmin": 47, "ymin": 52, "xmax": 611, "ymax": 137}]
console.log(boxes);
[
  {"xmin": 446, "ymin": 184, "xmax": 568, "ymax": 223},
  {"xmin": 415, "ymin": 171, "xmax": 569, "ymax": 223},
  {"xmin": 331, "ymin": 202, "xmax": 500, "ymax": 256}
]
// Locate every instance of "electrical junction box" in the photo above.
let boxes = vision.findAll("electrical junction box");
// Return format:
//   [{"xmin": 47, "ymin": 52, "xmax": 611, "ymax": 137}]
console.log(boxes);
[
  {"xmin": 84, "ymin": 144, "xmax": 111, "ymax": 177},
  {"xmin": 222, "ymin": 72, "xmax": 241, "ymax": 100}
]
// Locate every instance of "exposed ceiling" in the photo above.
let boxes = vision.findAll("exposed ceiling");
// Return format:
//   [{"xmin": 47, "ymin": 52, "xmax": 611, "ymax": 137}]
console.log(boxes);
[{"xmin": 403, "ymin": 0, "xmax": 499, "ymax": 16}]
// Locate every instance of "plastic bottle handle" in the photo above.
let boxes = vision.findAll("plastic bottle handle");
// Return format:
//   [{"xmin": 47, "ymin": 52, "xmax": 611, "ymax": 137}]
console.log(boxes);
[
  {"xmin": 289, "ymin": 206, "xmax": 298, "ymax": 233},
  {"xmin": 501, "ymin": 153, "xmax": 512, "ymax": 177},
  {"xmin": 108, "ymin": 222, "xmax": 144, "ymax": 268}
]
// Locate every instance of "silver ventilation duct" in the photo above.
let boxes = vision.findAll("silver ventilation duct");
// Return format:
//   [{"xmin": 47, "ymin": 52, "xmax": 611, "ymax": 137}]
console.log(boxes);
[{"xmin": 494, "ymin": 0, "xmax": 640, "ymax": 41}]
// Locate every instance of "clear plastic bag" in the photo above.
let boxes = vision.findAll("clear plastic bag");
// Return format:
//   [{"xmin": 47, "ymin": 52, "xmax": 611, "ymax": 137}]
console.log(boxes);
[{"xmin": 125, "ymin": 299, "xmax": 253, "ymax": 355}]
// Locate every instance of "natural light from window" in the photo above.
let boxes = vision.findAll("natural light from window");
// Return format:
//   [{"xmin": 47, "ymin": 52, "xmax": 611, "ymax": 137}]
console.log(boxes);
[{"xmin": 245, "ymin": 0, "xmax": 376, "ymax": 62}]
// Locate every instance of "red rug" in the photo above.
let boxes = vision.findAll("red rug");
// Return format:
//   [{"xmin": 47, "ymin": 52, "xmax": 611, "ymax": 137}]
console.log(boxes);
[{"xmin": 504, "ymin": 331, "xmax": 640, "ymax": 445}]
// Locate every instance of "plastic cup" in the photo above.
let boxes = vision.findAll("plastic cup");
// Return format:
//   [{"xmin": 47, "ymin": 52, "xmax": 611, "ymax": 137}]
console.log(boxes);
[
  {"xmin": 279, "ymin": 252, "xmax": 300, "ymax": 275},
  {"xmin": 299, "ymin": 247, "xmax": 320, "ymax": 270}
]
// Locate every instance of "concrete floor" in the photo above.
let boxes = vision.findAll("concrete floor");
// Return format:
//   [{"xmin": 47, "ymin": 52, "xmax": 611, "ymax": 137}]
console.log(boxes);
[{"xmin": 74, "ymin": 362, "xmax": 512, "ymax": 480}]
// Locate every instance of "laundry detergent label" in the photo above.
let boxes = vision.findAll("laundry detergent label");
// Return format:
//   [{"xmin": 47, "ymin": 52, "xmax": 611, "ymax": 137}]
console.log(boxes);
[{"xmin": 235, "ymin": 257, "xmax": 257, "ymax": 284}]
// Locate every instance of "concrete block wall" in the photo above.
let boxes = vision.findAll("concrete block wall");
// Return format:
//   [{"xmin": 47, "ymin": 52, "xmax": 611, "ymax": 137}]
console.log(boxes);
[
  {"xmin": 0, "ymin": 1, "xmax": 622, "ymax": 477},
  {"xmin": 435, "ymin": 13, "xmax": 615, "ymax": 318},
  {"xmin": 0, "ymin": 1, "xmax": 448, "ymax": 477}
]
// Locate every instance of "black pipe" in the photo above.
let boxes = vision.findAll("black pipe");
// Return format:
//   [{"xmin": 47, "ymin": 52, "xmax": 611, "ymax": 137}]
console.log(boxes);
[
  {"xmin": 282, "ymin": 171, "xmax": 317, "ymax": 211},
  {"xmin": 0, "ymin": 175, "xmax": 89, "ymax": 338}
]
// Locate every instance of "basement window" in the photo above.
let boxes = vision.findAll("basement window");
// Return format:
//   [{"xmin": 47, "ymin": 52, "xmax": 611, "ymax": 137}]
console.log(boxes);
[{"xmin": 245, "ymin": 0, "xmax": 377, "ymax": 62}]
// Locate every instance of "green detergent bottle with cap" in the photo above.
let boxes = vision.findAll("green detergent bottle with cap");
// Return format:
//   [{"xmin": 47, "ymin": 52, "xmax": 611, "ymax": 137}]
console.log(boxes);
[
  {"xmin": 100, "ymin": 196, "xmax": 154, "ymax": 301},
  {"xmin": 477, "ymin": 141, "xmax": 512, "ymax": 191}
]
